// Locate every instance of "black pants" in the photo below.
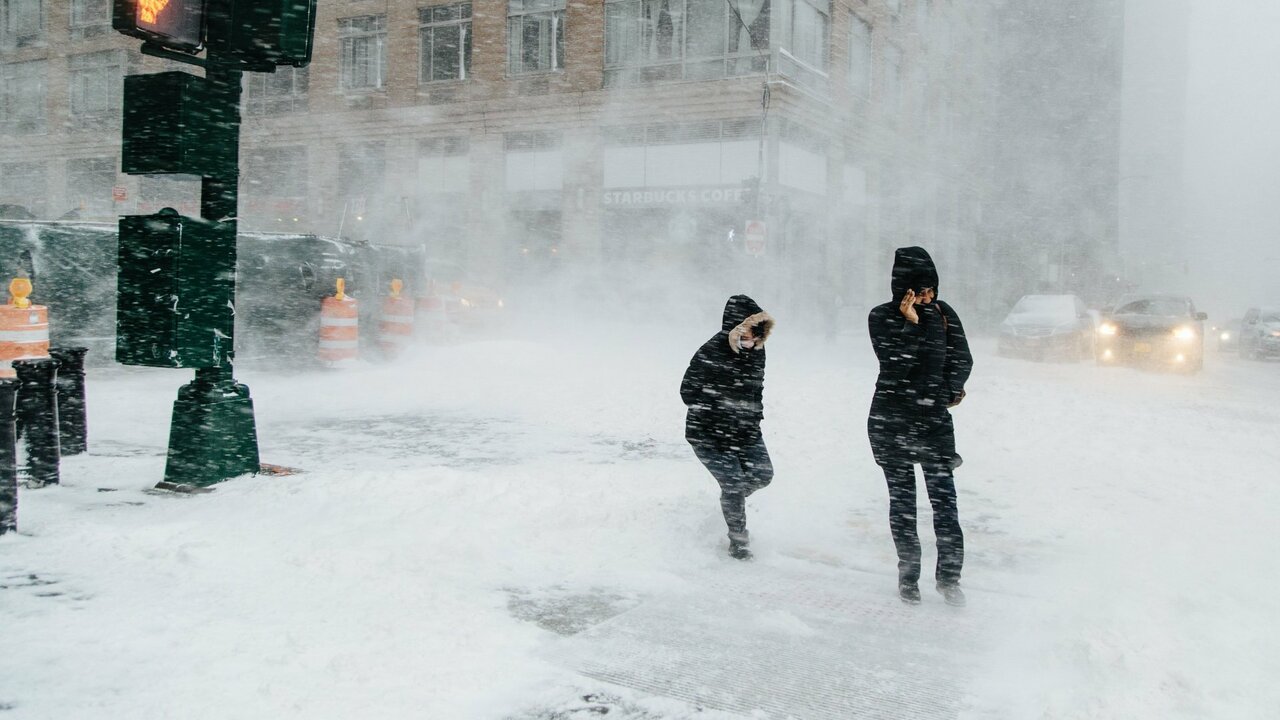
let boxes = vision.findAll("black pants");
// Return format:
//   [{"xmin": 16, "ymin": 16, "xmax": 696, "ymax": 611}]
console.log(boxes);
[
  {"xmin": 881, "ymin": 461, "xmax": 963, "ymax": 585},
  {"xmin": 690, "ymin": 437, "xmax": 773, "ymax": 534}
]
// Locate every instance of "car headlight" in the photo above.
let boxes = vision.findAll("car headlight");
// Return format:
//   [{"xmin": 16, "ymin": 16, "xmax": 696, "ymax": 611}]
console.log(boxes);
[
  {"xmin": 1220, "ymin": 331, "xmax": 1231, "ymax": 341},
  {"xmin": 1098, "ymin": 322, "xmax": 1118, "ymax": 336},
  {"xmin": 1173, "ymin": 325, "xmax": 1196, "ymax": 341},
  {"xmin": 460, "ymin": 298, "xmax": 472, "ymax": 308},
  {"xmin": 1271, "ymin": 329, "xmax": 1280, "ymax": 338}
]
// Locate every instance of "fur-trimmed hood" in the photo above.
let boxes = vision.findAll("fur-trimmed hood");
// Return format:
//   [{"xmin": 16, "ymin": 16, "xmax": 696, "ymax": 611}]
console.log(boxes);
[{"xmin": 720, "ymin": 295, "xmax": 775, "ymax": 354}]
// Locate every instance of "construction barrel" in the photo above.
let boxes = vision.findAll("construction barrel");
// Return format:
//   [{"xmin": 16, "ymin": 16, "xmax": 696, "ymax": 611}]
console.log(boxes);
[
  {"xmin": 0, "ymin": 277, "xmax": 50, "ymax": 378},
  {"xmin": 318, "ymin": 278, "xmax": 359, "ymax": 367}
]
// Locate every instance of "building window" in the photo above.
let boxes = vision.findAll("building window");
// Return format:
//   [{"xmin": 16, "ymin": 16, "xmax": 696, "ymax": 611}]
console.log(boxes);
[
  {"xmin": 604, "ymin": 0, "xmax": 769, "ymax": 86},
  {"xmin": 244, "ymin": 66, "xmax": 308, "ymax": 115},
  {"xmin": 246, "ymin": 146, "xmax": 307, "ymax": 199},
  {"xmin": 848, "ymin": 13, "xmax": 871, "ymax": 98},
  {"xmin": 66, "ymin": 157, "xmax": 115, "ymax": 218},
  {"xmin": 70, "ymin": 0, "xmax": 108, "ymax": 29},
  {"xmin": 416, "ymin": 136, "xmax": 469, "ymax": 194},
  {"xmin": 420, "ymin": 4, "xmax": 472, "ymax": 83},
  {"xmin": 782, "ymin": 0, "xmax": 826, "ymax": 70},
  {"xmin": 339, "ymin": 15, "xmax": 387, "ymax": 91},
  {"xmin": 1, "ymin": 0, "xmax": 42, "ymax": 47},
  {"xmin": 507, "ymin": 0, "xmax": 565, "ymax": 75},
  {"xmin": 0, "ymin": 60, "xmax": 45, "ymax": 134},
  {"xmin": 0, "ymin": 161, "xmax": 45, "ymax": 208},
  {"xmin": 68, "ymin": 50, "xmax": 124, "ymax": 122},
  {"xmin": 339, "ymin": 142, "xmax": 386, "ymax": 200}
]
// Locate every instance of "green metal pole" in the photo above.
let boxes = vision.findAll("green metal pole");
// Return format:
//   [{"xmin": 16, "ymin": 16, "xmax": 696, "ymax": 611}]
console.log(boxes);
[{"xmin": 161, "ymin": 48, "xmax": 260, "ymax": 488}]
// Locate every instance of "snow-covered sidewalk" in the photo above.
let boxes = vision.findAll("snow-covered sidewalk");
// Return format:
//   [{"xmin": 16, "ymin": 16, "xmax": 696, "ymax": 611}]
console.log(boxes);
[{"xmin": 3, "ymin": 326, "xmax": 1279, "ymax": 719}]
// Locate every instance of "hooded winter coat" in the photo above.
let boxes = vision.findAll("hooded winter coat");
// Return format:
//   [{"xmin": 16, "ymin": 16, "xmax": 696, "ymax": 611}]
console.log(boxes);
[
  {"xmin": 867, "ymin": 247, "xmax": 973, "ymax": 467},
  {"xmin": 681, "ymin": 295, "xmax": 775, "ymax": 448}
]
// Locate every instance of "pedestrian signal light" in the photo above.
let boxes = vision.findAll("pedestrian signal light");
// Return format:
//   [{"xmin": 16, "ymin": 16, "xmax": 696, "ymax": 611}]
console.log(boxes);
[
  {"xmin": 114, "ymin": 0, "xmax": 207, "ymax": 53},
  {"xmin": 222, "ymin": 0, "xmax": 319, "ymax": 68}
]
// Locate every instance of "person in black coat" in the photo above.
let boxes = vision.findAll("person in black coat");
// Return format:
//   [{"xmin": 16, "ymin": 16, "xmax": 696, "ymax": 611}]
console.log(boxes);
[
  {"xmin": 681, "ymin": 295, "xmax": 776, "ymax": 560},
  {"xmin": 867, "ymin": 247, "xmax": 973, "ymax": 606}
]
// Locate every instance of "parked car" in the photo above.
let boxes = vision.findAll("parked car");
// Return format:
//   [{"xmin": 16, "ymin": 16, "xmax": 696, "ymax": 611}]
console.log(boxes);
[
  {"xmin": 1096, "ymin": 295, "xmax": 1206, "ymax": 372},
  {"xmin": 1238, "ymin": 307, "xmax": 1280, "ymax": 360},
  {"xmin": 997, "ymin": 294, "xmax": 1096, "ymax": 361}
]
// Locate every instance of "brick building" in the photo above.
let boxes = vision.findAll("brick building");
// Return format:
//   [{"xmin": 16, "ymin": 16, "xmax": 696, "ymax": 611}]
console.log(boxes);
[{"xmin": 0, "ymin": 0, "xmax": 1000, "ymax": 315}]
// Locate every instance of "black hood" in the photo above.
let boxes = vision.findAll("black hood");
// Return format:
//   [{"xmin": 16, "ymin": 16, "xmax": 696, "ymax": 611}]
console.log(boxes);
[
  {"xmin": 891, "ymin": 246, "xmax": 940, "ymax": 301},
  {"xmin": 721, "ymin": 295, "xmax": 765, "ymax": 332}
]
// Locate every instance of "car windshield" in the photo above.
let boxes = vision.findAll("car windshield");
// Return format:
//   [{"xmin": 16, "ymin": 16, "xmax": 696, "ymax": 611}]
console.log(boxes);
[
  {"xmin": 1115, "ymin": 298, "xmax": 1189, "ymax": 317},
  {"xmin": 1011, "ymin": 295, "xmax": 1075, "ymax": 317}
]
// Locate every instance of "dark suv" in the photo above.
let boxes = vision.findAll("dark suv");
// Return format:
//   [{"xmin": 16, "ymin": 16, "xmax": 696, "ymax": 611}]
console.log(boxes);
[
  {"xmin": 1096, "ymin": 295, "xmax": 1207, "ymax": 372},
  {"xmin": 1239, "ymin": 307, "xmax": 1280, "ymax": 360}
]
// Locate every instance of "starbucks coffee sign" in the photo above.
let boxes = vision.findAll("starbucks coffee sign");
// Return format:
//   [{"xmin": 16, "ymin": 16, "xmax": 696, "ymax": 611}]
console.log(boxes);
[{"xmin": 602, "ymin": 187, "xmax": 747, "ymax": 207}]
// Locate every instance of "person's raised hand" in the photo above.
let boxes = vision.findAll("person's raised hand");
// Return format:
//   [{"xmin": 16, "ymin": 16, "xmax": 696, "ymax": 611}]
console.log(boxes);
[{"xmin": 899, "ymin": 289, "xmax": 920, "ymax": 325}]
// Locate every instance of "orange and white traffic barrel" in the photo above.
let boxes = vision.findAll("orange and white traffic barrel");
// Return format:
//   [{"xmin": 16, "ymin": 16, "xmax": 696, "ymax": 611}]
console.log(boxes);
[
  {"xmin": 0, "ymin": 277, "xmax": 50, "ymax": 379},
  {"xmin": 318, "ymin": 278, "xmax": 359, "ymax": 367},
  {"xmin": 378, "ymin": 279, "xmax": 415, "ymax": 359}
]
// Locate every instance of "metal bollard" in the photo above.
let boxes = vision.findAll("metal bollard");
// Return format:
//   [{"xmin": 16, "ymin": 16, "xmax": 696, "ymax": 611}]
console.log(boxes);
[
  {"xmin": 49, "ymin": 347, "xmax": 88, "ymax": 456},
  {"xmin": 14, "ymin": 358, "xmax": 60, "ymax": 488},
  {"xmin": 0, "ymin": 378, "xmax": 17, "ymax": 535}
]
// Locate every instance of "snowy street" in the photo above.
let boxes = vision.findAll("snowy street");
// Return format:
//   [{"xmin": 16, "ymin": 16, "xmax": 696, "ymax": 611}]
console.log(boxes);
[{"xmin": 3, "ymin": 324, "xmax": 1278, "ymax": 719}]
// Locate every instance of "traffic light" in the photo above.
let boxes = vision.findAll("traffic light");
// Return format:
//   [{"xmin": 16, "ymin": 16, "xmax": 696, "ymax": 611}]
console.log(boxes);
[
  {"xmin": 219, "ymin": 0, "xmax": 318, "ymax": 68},
  {"xmin": 114, "ymin": 0, "xmax": 317, "ymax": 68},
  {"xmin": 114, "ymin": 0, "xmax": 207, "ymax": 54}
]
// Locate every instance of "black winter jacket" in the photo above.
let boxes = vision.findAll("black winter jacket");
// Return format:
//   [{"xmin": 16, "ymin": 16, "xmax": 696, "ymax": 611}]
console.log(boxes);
[
  {"xmin": 681, "ymin": 295, "xmax": 775, "ymax": 448},
  {"xmin": 867, "ymin": 247, "xmax": 973, "ymax": 466}
]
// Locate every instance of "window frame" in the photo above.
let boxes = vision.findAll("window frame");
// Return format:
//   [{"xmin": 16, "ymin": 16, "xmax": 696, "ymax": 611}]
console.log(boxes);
[
  {"xmin": 67, "ymin": 50, "xmax": 124, "ymax": 122},
  {"xmin": 419, "ymin": 3, "xmax": 473, "ymax": 85},
  {"xmin": 0, "ymin": 59, "xmax": 47, "ymax": 133},
  {"xmin": 603, "ymin": 0, "xmax": 771, "ymax": 86},
  {"xmin": 1, "ymin": 0, "xmax": 44, "ymax": 47},
  {"xmin": 847, "ymin": 11, "xmax": 871, "ymax": 99},
  {"xmin": 339, "ymin": 15, "xmax": 389, "ymax": 92},
  {"xmin": 65, "ymin": 156, "xmax": 117, "ymax": 218},
  {"xmin": 244, "ymin": 65, "xmax": 309, "ymax": 116},
  {"xmin": 0, "ymin": 160, "xmax": 45, "ymax": 203},
  {"xmin": 779, "ymin": 0, "xmax": 828, "ymax": 75},
  {"xmin": 69, "ymin": 0, "xmax": 109, "ymax": 29},
  {"xmin": 507, "ymin": 0, "xmax": 566, "ymax": 76}
]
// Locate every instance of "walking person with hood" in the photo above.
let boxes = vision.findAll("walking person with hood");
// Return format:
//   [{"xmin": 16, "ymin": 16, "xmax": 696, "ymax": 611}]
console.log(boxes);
[
  {"xmin": 867, "ymin": 247, "xmax": 973, "ymax": 605},
  {"xmin": 681, "ymin": 295, "xmax": 776, "ymax": 560}
]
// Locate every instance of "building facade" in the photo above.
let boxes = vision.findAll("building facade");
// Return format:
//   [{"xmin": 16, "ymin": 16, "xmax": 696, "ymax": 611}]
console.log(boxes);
[{"xmin": 0, "ymin": 0, "xmax": 1001, "ymax": 319}]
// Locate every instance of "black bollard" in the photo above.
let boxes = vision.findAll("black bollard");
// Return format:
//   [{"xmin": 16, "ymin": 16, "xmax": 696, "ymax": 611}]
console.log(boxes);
[
  {"xmin": 49, "ymin": 347, "xmax": 89, "ymax": 456},
  {"xmin": 0, "ymin": 378, "xmax": 17, "ymax": 535},
  {"xmin": 14, "ymin": 358, "xmax": 61, "ymax": 488}
]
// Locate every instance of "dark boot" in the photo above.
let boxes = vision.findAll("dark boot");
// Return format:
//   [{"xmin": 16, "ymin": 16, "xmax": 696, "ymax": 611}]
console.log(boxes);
[
  {"xmin": 936, "ymin": 581, "xmax": 966, "ymax": 607},
  {"xmin": 898, "ymin": 581, "xmax": 921, "ymax": 605},
  {"xmin": 728, "ymin": 530, "xmax": 752, "ymax": 560}
]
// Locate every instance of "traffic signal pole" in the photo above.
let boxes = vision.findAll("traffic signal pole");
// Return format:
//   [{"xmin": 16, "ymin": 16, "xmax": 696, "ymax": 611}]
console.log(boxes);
[
  {"xmin": 162, "ymin": 55, "xmax": 260, "ymax": 489},
  {"xmin": 114, "ymin": 0, "xmax": 316, "ymax": 488}
]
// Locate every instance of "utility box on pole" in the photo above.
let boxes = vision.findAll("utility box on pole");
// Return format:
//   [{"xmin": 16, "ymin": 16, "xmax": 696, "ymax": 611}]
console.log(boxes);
[{"xmin": 117, "ymin": 210, "xmax": 235, "ymax": 369}]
